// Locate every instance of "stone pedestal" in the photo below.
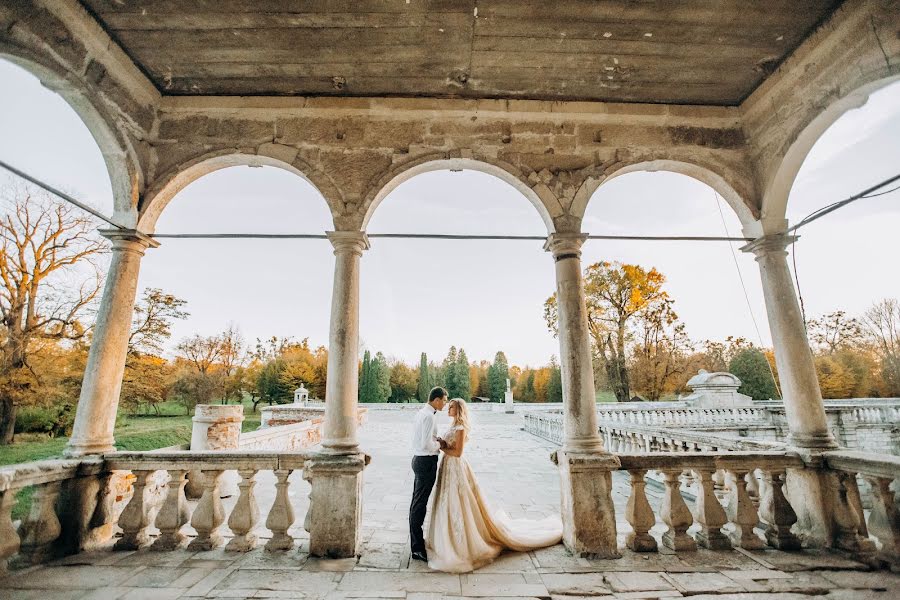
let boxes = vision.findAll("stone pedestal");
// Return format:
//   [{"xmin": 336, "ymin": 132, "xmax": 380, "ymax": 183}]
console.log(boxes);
[
  {"xmin": 504, "ymin": 390, "xmax": 514, "ymax": 414},
  {"xmin": 188, "ymin": 405, "xmax": 244, "ymax": 498},
  {"xmin": 303, "ymin": 452, "xmax": 369, "ymax": 558},
  {"xmin": 682, "ymin": 370, "xmax": 752, "ymax": 408},
  {"xmin": 552, "ymin": 449, "xmax": 621, "ymax": 558}
]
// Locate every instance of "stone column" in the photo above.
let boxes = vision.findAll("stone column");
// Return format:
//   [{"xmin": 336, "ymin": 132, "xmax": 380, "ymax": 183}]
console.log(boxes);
[
  {"xmin": 742, "ymin": 233, "xmax": 838, "ymax": 546},
  {"xmin": 321, "ymin": 231, "xmax": 369, "ymax": 454},
  {"xmin": 301, "ymin": 231, "xmax": 370, "ymax": 558},
  {"xmin": 65, "ymin": 230, "xmax": 158, "ymax": 457},
  {"xmin": 741, "ymin": 234, "xmax": 835, "ymax": 449},
  {"xmin": 545, "ymin": 233, "xmax": 620, "ymax": 558}
]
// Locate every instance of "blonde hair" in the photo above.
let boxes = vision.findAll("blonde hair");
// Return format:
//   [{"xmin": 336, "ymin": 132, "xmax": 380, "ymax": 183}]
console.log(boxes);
[{"xmin": 449, "ymin": 398, "xmax": 471, "ymax": 440}]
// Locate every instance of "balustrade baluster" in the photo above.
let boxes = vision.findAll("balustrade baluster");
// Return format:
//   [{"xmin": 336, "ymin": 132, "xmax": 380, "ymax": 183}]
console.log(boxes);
[
  {"xmin": 266, "ymin": 468, "xmax": 295, "ymax": 551},
  {"xmin": 227, "ymin": 469, "xmax": 261, "ymax": 551},
  {"xmin": 864, "ymin": 475, "xmax": 900, "ymax": 563},
  {"xmin": 660, "ymin": 469, "xmax": 696, "ymax": 551},
  {"xmin": 725, "ymin": 469, "xmax": 764, "ymax": 549},
  {"xmin": 152, "ymin": 470, "xmax": 190, "ymax": 551},
  {"xmin": 625, "ymin": 469, "xmax": 658, "ymax": 552},
  {"xmin": 0, "ymin": 488, "xmax": 20, "ymax": 570},
  {"xmin": 832, "ymin": 471, "xmax": 876, "ymax": 553},
  {"xmin": 115, "ymin": 470, "xmax": 154, "ymax": 550},
  {"xmin": 19, "ymin": 481, "xmax": 63, "ymax": 564},
  {"xmin": 758, "ymin": 469, "xmax": 801, "ymax": 550},
  {"xmin": 188, "ymin": 470, "xmax": 226, "ymax": 550},
  {"xmin": 692, "ymin": 468, "xmax": 730, "ymax": 549}
]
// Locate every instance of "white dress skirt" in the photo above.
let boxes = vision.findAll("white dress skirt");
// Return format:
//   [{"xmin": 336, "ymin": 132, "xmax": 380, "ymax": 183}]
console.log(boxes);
[{"xmin": 425, "ymin": 425, "xmax": 563, "ymax": 573}]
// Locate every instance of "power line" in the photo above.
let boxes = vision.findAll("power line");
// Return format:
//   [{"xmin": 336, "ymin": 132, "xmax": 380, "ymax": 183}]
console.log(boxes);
[
  {"xmin": 0, "ymin": 158, "xmax": 125, "ymax": 229},
  {"xmin": 713, "ymin": 189, "xmax": 783, "ymax": 398}
]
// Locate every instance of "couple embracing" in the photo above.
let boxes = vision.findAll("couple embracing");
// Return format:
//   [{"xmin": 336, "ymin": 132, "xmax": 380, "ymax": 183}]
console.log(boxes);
[{"xmin": 408, "ymin": 386, "xmax": 563, "ymax": 573}]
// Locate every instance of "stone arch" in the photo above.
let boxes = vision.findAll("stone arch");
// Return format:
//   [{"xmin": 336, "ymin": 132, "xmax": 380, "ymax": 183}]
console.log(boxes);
[
  {"xmin": 761, "ymin": 74, "xmax": 900, "ymax": 233},
  {"xmin": 138, "ymin": 150, "xmax": 341, "ymax": 233},
  {"xmin": 0, "ymin": 50, "xmax": 143, "ymax": 226},
  {"xmin": 572, "ymin": 158, "xmax": 757, "ymax": 228},
  {"xmin": 360, "ymin": 153, "xmax": 558, "ymax": 233}
]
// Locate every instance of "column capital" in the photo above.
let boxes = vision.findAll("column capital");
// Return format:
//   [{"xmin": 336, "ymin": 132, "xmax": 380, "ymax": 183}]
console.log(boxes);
[
  {"xmin": 326, "ymin": 231, "xmax": 370, "ymax": 256},
  {"xmin": 544, "ymin": 232, "xmax": 588, "ymax": 260},
  {"xmin": 98, "ymin": 228, "xmax": 159, "ymax": 253},
  {"xmin": 739, "ymin": 233, "xmax": 798, "ymax": 259}
]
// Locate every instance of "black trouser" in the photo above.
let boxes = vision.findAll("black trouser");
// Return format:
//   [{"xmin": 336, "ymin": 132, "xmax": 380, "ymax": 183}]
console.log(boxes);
[{"xmin": 409, "ymin": 454, "xmax": 438, "ymax": 554}]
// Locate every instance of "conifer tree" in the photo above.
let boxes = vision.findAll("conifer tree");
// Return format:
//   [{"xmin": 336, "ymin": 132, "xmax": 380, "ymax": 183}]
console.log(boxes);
[
  {"xmin": 547, "ymin": 355, "xmax": 563, "ymax": 403},
  {"xmin": 359, "ymin": 350, "xmax": 372, "ymax": 402},
  {"xmin": 416, "ymin": 352, "xmax": 430, "ymax": 402},
  {"xmin": 373, "ymin": 352, "xmax": 392, "ymax": 402},
  {"xmin": 488, "ymin": 351, "xmax": 509, "ymax": 402},
  {"xmin": 454, "ymin": 348, "xmax": 471, "ymax": 400},
  {"xmin": 442, "ymin": 346, "xmax": 459, "ymax": 395}
]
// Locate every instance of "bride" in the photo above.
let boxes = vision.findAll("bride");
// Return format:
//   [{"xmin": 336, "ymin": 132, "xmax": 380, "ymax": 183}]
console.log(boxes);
[{"xmin": 425, "ymin": 398, "xmax": 563, "ymax": 573}]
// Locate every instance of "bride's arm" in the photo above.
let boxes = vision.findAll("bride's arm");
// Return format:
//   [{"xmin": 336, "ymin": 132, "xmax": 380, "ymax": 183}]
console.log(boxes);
[{"xmin": 440, "ymin": 429, "xmax": 466, "ymax": 457}]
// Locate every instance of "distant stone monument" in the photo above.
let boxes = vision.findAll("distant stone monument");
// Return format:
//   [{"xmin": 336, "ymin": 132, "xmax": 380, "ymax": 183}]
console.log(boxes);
[
  {"xmin": 293, "ymin": 384, "xmax": 309, "ymax": 405},
  {"xmin": 505, "ymin": 378, "xmax": 514, "ymax": 413},
  {"xmin": 682, "ymin": 370, "xmax": 752, "ymax": 408}
]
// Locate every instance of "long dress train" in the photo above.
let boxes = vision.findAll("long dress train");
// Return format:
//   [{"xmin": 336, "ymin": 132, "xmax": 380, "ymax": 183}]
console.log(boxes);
[{"xmin": 425, "ymin": 425, "xmax": 563, "ymax": 573}]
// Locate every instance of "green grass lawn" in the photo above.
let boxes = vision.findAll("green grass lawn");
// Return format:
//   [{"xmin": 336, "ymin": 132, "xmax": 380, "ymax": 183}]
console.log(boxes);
[{"xmin": 0, "ymin": 401, "xmax": 262, "ymax": 467}]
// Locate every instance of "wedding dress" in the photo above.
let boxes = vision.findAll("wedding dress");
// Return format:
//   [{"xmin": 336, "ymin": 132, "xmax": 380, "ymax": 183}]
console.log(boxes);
[{"xmin": 425, "ymin": 425, "xmax": 563, "ymax": 572}]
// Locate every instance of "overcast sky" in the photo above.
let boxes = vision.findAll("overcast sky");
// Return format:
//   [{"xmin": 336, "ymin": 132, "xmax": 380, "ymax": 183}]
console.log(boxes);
[{"xmin": 1, "ymin": 60, "xmax": 898, "ymax": 367}]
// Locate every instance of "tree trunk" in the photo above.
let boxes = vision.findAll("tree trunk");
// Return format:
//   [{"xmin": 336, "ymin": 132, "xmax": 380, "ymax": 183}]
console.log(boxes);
[{"xmin": 0, "ymin": 396, "xmax": 16, "ymax": 444}]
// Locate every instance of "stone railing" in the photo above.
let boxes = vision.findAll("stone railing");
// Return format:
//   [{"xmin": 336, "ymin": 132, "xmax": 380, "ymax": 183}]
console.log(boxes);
[
  {"xmin": 604, "ymin": 451, "xmax": 806, "ymax": 552},
  {"xmin": 239, "ymin": 420, "xmax": 322, "ymax": 450},
  {"xmin": 602, "ymin": 423, "xmax": 786, "ymax": 453},
  {"xmin": 824, "ymin": 450, "xmax": 900, "ymax": 567},
  {"xmin": 0, "ymin": 457, "xmax": 111, "ymax": 570},
  {"xmin": 103, "ymin": 451, "xmax": 314, "ymax": 553},
  {"xmin": 597, "ymin": 405, "xmax": 769, "ymax": 427}
]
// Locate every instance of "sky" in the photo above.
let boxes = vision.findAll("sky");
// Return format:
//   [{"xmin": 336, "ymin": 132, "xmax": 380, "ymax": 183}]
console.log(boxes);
[{"xmin": 1, "ymin": 59, "xmax": 898, "ymax": 367}]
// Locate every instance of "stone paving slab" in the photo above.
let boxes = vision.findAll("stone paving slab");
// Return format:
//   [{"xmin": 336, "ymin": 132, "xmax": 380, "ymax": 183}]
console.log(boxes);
[{"xmin": 3, "ymin": 410, "xmax": 900, "ymax": 599}]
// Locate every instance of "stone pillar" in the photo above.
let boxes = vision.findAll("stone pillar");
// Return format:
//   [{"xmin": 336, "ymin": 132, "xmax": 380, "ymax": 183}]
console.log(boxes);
[
  {"xmin": 303, "ymin": 453, "xmax": 368, "ymax": 558},
  {"xmin": 321, "ymin": 231, "xmax": 369, "ymax": 454},
  {"xmin": 741, "ymin": 234, "xmax": 835, "ymax": 449},
  {"xmin": 742, "ymin": 233, "xmax": 838, "ymax": 546},
  {"xmin": 544, "ymin": 233, "xmax": 604, "ymax": 453},
  {"xmin": 545, "ymin": 233, "xmax": 620, "ymax": 558},
  {"xmin": 65, "ymin": 230, "xmax": 158, "ymax": 457}
]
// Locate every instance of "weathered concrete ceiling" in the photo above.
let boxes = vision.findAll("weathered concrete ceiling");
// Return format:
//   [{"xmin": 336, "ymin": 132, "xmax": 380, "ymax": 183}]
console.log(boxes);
[{"xmin": 78, "ymin": 0, "xmax": 842, "ymax": 105}]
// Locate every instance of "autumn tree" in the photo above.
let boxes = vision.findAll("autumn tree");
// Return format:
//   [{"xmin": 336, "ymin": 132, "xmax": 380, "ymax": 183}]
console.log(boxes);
[
  {"xmin": 545, "ymin": 262, "xmax": 668, "ymax": 402},
  {"xmin": 128, "ymin": 288, "xmax": 189, "ymax": 355},
  {"xmin": 390, "ymin": 361, "xmax": 418, "ymax": 402},
  {"xmin": 0, "ymin": 183, "xmax": 105, "ymax": 443},
  {"xmin": 808, "ymin": 311, "xmax": 866, "ymax": 354},
  {"xmin": 629, "ymin": 299, "xmax": 693, "ymax": 401},
  {"xmin": 863, "ymin": 298, "xmax": 900, "ymax": 396}
]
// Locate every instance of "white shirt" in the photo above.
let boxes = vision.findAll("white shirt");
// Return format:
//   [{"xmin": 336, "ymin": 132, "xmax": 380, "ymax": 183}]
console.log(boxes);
[{"xmin": 411, "ymin": 404, "xmax": 440, "ymax": 456}]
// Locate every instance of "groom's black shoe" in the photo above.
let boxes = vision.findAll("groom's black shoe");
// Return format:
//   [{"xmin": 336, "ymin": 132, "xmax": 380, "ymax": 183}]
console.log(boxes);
[{"xmin": 411, "ymin": 551, "xmax": 428, "ymax": 562}]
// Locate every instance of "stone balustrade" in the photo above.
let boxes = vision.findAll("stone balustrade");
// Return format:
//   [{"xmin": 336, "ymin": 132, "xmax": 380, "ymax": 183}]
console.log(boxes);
[
  {"xmin": 609, "ymin": 451, "xmax": 806, "ymax": 553},
  {"xmin": 0, "ymin": 457, "xmax": 110, "ymax": 570},
  {"xmin": 824, "ymin": 450, "xmax": 900, "ymax": 568},
  {"xmin": 103, "ymin": 451, "xmax": 314, "ymax": 553},
  {"xmin": 524, "ymin": 399, "xmax": 900, "ymax": 454}
]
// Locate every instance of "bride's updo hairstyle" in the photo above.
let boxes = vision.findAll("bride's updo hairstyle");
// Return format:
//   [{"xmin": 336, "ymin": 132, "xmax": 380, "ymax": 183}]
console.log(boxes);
[{"xmin": 450, "ymin": 398, "xmax": 471, "ymax": 440}]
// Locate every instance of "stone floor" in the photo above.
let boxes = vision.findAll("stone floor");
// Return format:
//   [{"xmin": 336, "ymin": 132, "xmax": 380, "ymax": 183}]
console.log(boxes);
[{"xmin": 2, "ymin": 409, "xmax": 899, "ymax": 599}]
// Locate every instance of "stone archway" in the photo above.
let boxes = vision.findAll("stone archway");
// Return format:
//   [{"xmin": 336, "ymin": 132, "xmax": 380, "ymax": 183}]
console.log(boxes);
[
  {"xmin": 360, "ymin": 154, "xmax": 559, "ymax": 234},
  {"xmin": 0, "ymin": 53, "xmax": 143, "ymax": 226},
  {"xmin": 137, "ymin": 151, "xmax": 340, "ymax": 233}
]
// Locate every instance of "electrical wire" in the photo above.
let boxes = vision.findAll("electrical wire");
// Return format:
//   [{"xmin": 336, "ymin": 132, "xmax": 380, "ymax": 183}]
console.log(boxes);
[
  {"xmin": 0, "ymin": 158, "xmax": 125, "ymax": 229},
  {"xmin": 713, "ymin": 190, "xmax": 783, "ymax": 399}
]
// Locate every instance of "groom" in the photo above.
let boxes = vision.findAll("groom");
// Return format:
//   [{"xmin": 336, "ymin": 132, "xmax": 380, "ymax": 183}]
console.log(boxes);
[{"xmin": 409, "ymin": 386, "xmax": 447, "ymax": 562}]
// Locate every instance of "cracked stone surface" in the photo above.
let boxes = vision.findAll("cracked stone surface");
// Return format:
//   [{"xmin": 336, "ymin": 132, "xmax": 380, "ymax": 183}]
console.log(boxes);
[{"xmin": 2, "ymin": 409, "xmax": 899, "ymax": 599}]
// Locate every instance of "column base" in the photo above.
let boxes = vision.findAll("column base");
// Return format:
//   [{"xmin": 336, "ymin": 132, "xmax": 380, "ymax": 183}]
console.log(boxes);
[
  {"xmin": 552, "ymin": 449, "xmax": 621, "ymax": 559},
  {"xmin": 789, "ymin": 432, "xmax": 838, "ymax": 449},
  {"xmin": 63, "ymin": 438, "xmax": 116, "ymax": 458},
  {"xmin": 303, "ymin": 452, "xmax": 370, "ymax": 558}
]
